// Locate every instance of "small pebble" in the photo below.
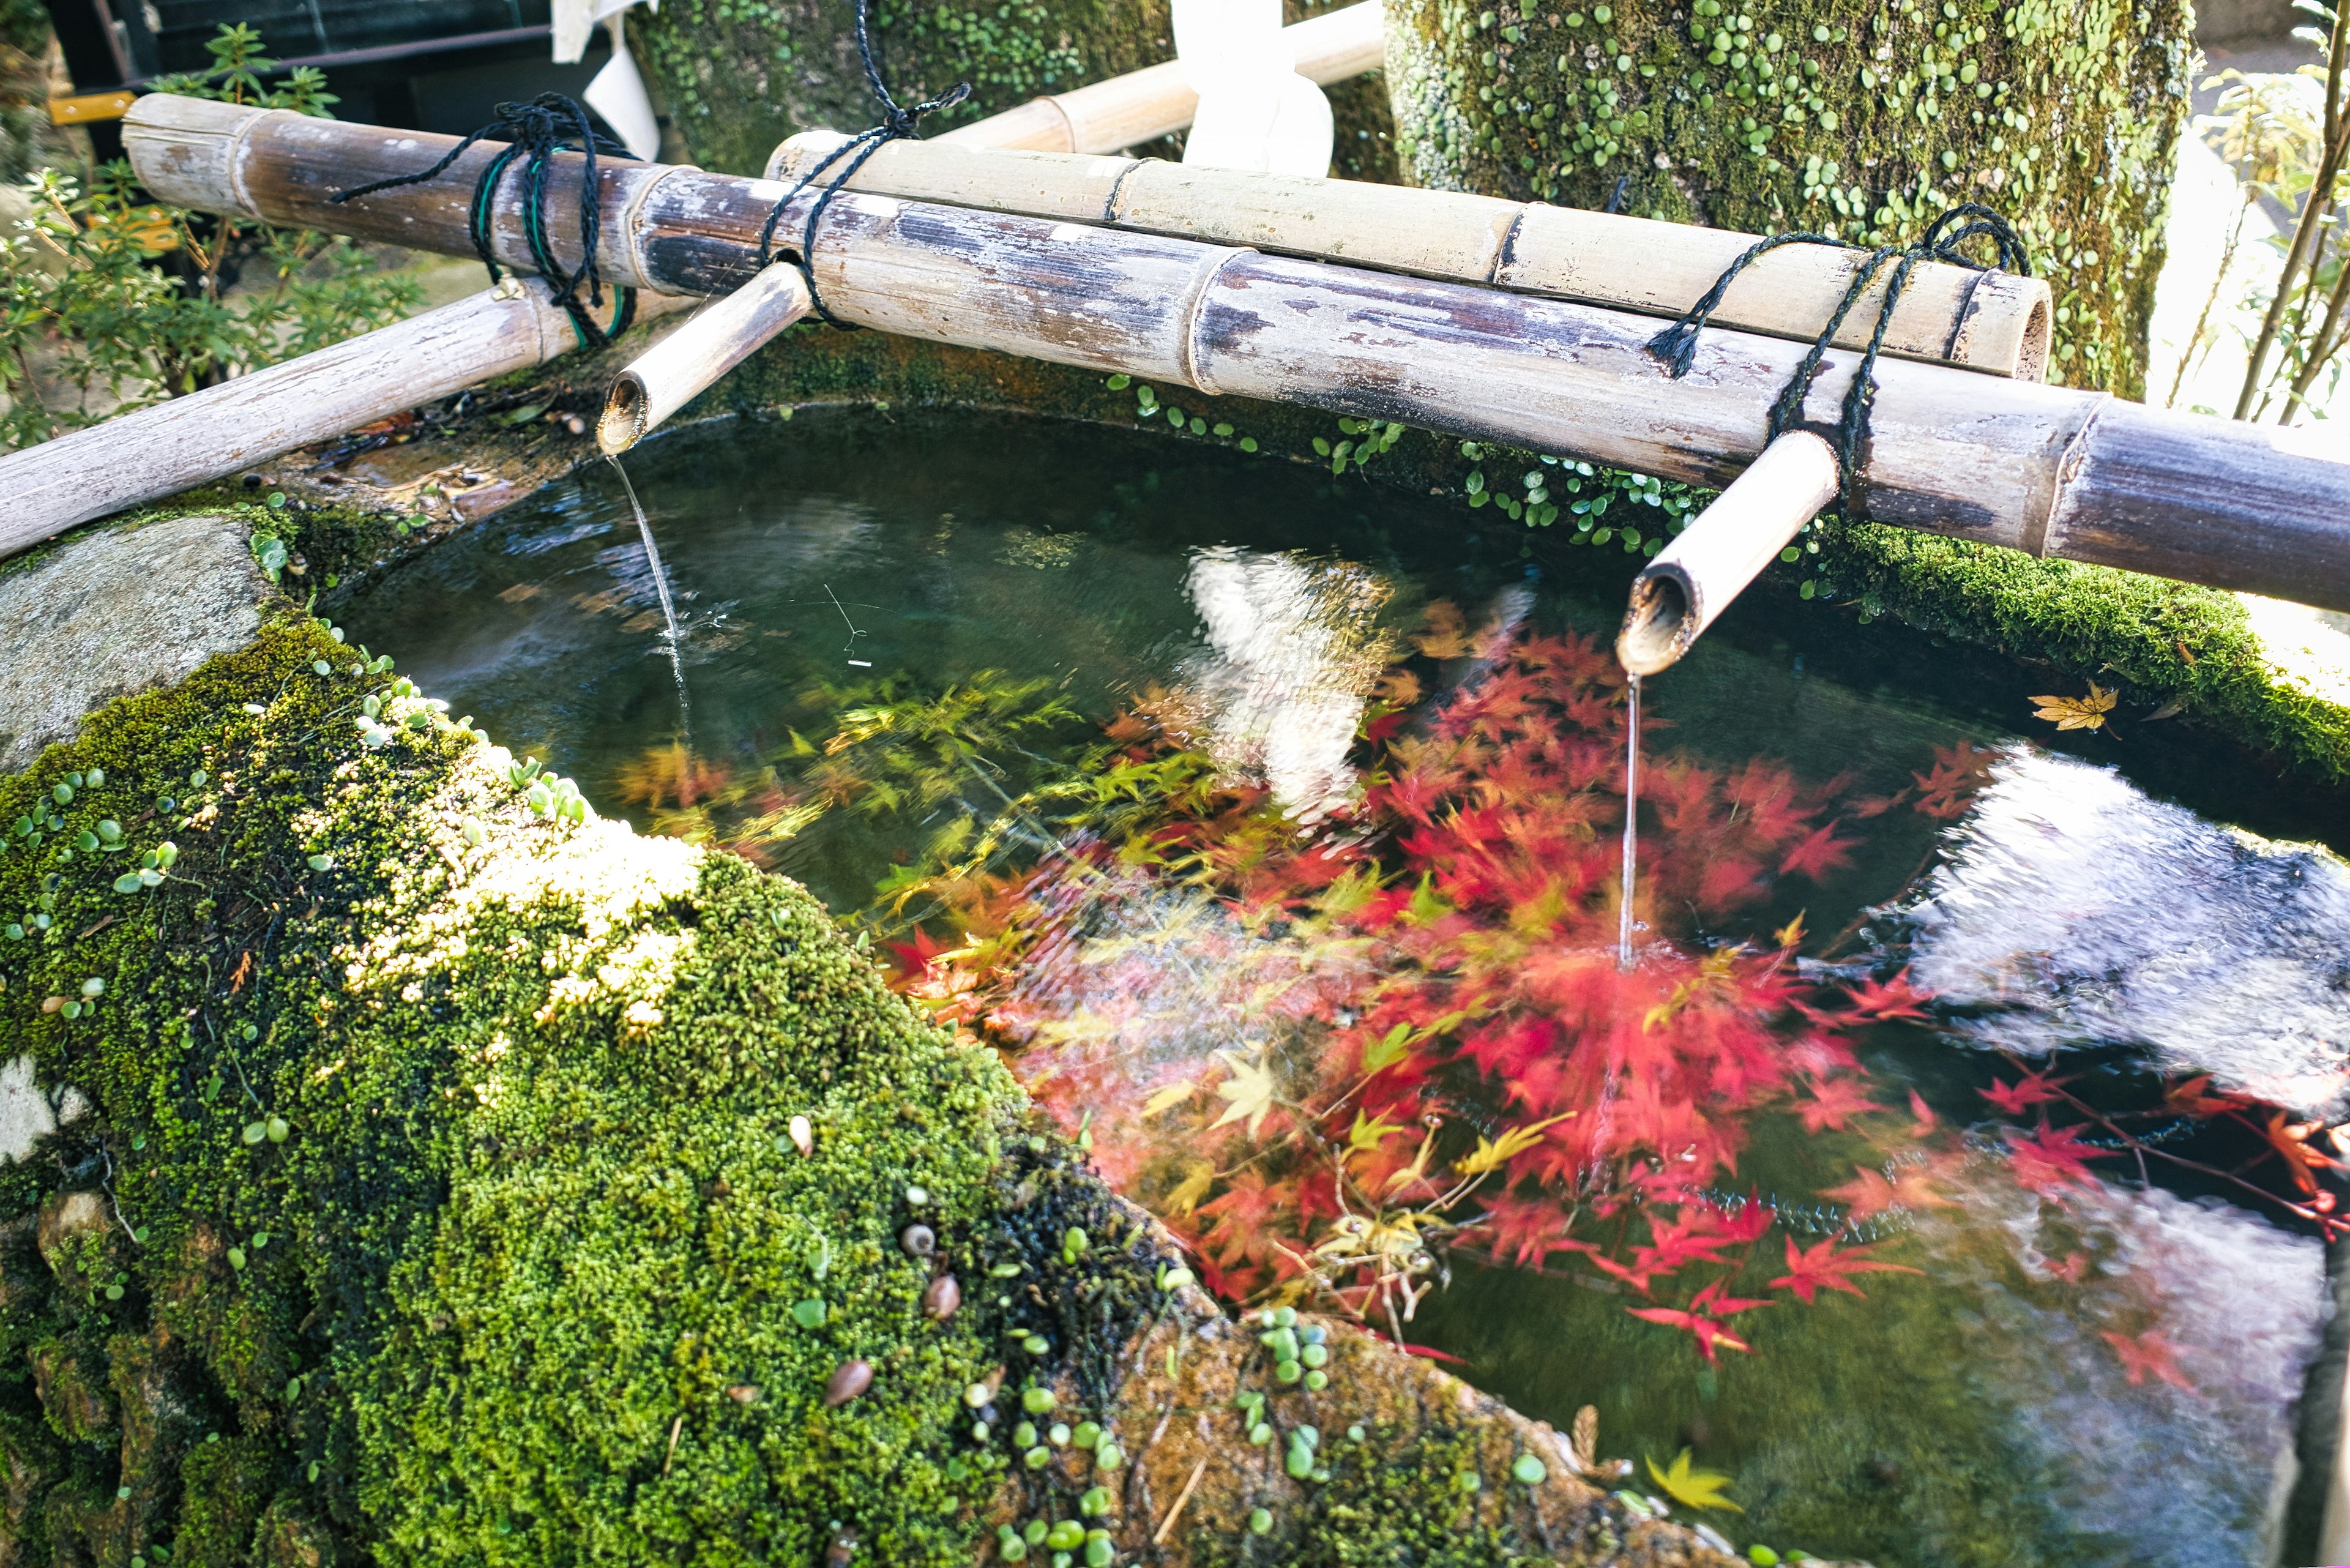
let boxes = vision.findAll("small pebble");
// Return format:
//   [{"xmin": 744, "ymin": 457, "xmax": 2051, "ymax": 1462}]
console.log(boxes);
[
  {"xmin": 901, "ymin": 1223, "xmax": 936, "ymax": 1259},
  {"xmin": 789, "ymin": 1115, "xmax": 813, "ymax": 1156},
  {"xmin": 906, "ymin": 1184, "xmax": 930, "ymax": 1206},
  {"xmin": 726, "ymin": 1384, "xmax": 759, "ymax": 1405},
  {"xmin": 823, "ymin": 1359, "xmax": 872, "ymax": 1407}
]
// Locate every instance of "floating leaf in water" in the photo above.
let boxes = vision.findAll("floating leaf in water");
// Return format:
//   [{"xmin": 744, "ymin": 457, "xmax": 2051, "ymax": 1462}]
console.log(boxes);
[
  {"xmin": 1209, "ymin": 1050, "xmax": 1277, "ymax": 1139},
  {"xmin": 1142, "ymin": 1080, "xmax": 1197, "ymax": 1118},
  {"xmin": 1644, "ymin": 1449, "xmax": 1742, "ymax": 1512},
  {"xmin": 2027, "ymin": 682, "xmax": 2118, "ymax": 731},
  {"xmin": 2098, "ymin": 1328, "xmax": 2195, "ymax": 1391},
  {"xmin": 1454, "ymin": 1113, "xmax": 1573, "ymax": 1176},
  {"xmin": 1767, "ymin": 1234, "xmax": 1920, "ymax": 1305}
]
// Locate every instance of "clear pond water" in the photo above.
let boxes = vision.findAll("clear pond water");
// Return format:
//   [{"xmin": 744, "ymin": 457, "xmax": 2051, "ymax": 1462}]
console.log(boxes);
[{"xmin": 343, "ymin": 409, "xmax": 2350, "ymax": 1568}]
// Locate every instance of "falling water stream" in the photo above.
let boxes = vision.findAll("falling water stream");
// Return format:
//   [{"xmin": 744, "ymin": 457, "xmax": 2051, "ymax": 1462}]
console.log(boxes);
[
  {"xmin": 605, "ymin": 453, "xmax": 691, "ymax": 726},
  {"xmin": 1619, "ymin": 670, "xmax": 1641, "ymax": 969}
]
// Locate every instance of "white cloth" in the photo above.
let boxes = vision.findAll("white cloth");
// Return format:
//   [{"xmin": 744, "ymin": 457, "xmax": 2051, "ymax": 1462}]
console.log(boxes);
[
  {"xmin": 553, "ymin": 0, "xmax": 654, "ymax": 64},
  {"xmin": 1170, "ymin": 0, "xmax": 1333, "ymax": 177},
  {"xmin": 585, "ymin": 17, "xmax": 662, "ymax": 159}
]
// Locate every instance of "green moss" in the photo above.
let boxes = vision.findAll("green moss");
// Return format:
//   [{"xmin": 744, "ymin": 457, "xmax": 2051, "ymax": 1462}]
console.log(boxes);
[
  {"xmin": 0, "ymin": 613, "xmax": 1178, "ymax": 1562},
  {"xmin": 1383, "ymin": 0, "xmax": 2190, "ymax": 396},
  {"xmin": 634, "ymin": 0, "xmax": 1177, "ymax": 176}
]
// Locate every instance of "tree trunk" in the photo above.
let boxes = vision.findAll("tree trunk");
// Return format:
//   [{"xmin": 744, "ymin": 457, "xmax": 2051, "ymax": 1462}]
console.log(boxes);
[
  {"xmin": 630, "ymin": 0, "xmax": 1397, "ymax": 184},
  {"xmin": 1380, "ymin": 0, "xmax": 2193, "ymax": 395}
]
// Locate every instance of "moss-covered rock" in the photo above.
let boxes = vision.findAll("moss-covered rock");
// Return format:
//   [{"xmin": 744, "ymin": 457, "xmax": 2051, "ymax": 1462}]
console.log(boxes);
[
  {"xmin": 1381, "ymin": 0, "xmax": 2191, "ymax": 394},
  {"xmin": 0, "ymin": 603, "xmax": 1763, "ymax": 1566},
  {"xmin": 0, "ymin": 615, "xmax": 1177, "ymax": 1564}
]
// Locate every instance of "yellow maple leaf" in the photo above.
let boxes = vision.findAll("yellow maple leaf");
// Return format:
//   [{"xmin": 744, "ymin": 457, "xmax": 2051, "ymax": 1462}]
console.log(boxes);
[
  {"xmin": 1412, "ymin": 600, "xmax": 1473, "ymax": 659},
  {"xmin": 2028, "ymin": 682, "xmax": 2118, "ymax": 731},
  {"xmin": 1646, "ymin": 1449, "xmax": 1742, "ymax": 1512},
  {"xmin": 1164, "ymin": 1160, "xmax": 1215, "ymax": 1217},
  {"xmin": 1143, "ymin": 1080, "xmax": 1198, "ymax": 1118},
  {"xmin": 1210, "ymin": 1050, "xmax": 1278, "ymax": 1138},
  {"xmin": 1773, "ymin": 911, "xmax": 1806, "ymax": 950},
  {"xmin": 1454, "ymin": 1112, "xmax": 1575, "ymax": 1176}
]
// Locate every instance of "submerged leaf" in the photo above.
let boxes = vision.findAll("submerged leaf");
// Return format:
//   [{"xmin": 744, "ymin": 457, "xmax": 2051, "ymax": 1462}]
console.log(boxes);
[{"xmin": 1644, "ymin": 1449, "xmax": 1742, "ymax": 1512}]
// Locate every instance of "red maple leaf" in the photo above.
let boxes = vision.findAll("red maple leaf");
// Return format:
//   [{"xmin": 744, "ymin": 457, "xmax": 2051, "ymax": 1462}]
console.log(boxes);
[
  {"xmin": 2099, "ymin": 1329, "xmax": 2195, "ymax": 1391},
  {"xmin": 2162, "ymin": 1074, "xmax": 2242, "ymax": 1118},
  {"xmin": 2005, "ymin": 1122, "xmax": 2108, "ymax": 1198},
  {"xmin": 1627, "ymin": 1279, "xmax": 1772, "ymax": 1364},
  {"xmin": 1907, "ymin": 1088, "xmax": 1938, "ymax": 1134},
  {"xmin": 1822, "ymin": 1163, "xmax": 1953, "ymax": 1220},
  {"xmin": 1838, "ymin": 968, "xmax": 1932, "ymax": 1024},
  {"xmin": 1779, "ymin": 819, "xmax": 1857, "ymax": 881},
  {"xmin": 1798, "ymin": 1076, "xmax": 1882, "ymax": 1133},
  {"xmin": 1979, "ymin": 1069, "xmax": 2070, "ymax": 1117},
  {"xmin": 1768, "ymin": 1234, "xmax": 1923, "ymax": 1304}
]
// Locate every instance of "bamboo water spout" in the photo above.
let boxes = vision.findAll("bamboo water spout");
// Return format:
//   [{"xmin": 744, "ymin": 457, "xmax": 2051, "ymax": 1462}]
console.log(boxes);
[
  {"xmin": 599, "ymin": 265, "xmax": 813, "ymax": 454},
  {"xmin": 1616, "ymin": 432, "xmax": 1842, "ymax": 676},
  {"xmin": 108, "ymin": 94, "xmax": 2350, "ymax": 615},
  {"xmin": 764, "ymin": 133, "xmax": 2051, "ymax": 379}
]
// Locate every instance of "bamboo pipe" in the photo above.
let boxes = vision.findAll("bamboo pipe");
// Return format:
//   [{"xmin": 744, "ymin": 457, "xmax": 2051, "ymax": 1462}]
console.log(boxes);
[
  {"xmin": 932, "ymin": 0, "xmax": 1385, "ymax": 154},
  {"xmin": 0, "ymin": 278, "xmax": 686, "ymax": 554},
  {"xmin": 765, "ymin": 133, "xmax": 2050, "ymax": 379},
  {"xmin": 116, "ymin": 96, "xmax": 2350, "ymax": 614},
  {"xmin": 1616, "ymin": 431, "xmax": 1841, "ymax": 676},
  {"xmin": 599, "ymin": 264, "xmax": 812, "ymax": 453}
]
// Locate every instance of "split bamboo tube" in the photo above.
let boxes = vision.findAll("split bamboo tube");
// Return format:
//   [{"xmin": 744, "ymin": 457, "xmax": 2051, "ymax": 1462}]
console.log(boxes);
[
  {"xmin": 116, "ymin": 95, "xmax": 2350, "ymax": 614},
  {"xmin": 931, "ymin": 0, "xmax": 1385, "ymax": 155},
  {"xmin": 766, "ymin": 134, "xmax": 2051, "ymax": 379},
  {"xmin": 599, "ymin": 264, "xmax": 812, "ymax": 454},
  {"xmin": 1616, "ymin": 431, "xmax": 1841, "ymax": 676},
  {"xmin": 0, "ymin": 278, "xmax": 685, "ymax": 555}
]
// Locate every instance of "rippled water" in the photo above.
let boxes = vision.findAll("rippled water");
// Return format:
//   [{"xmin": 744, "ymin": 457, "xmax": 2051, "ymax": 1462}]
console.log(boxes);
[{"xmin": 343, "ymin": 409, "xmax": 2346, "ymax": 1568}]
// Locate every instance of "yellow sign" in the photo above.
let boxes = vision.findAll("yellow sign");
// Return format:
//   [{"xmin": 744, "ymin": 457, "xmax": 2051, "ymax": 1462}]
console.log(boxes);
[{"xmin": 48, "ymin": 91, "xmax": 138, "ymax": 125}]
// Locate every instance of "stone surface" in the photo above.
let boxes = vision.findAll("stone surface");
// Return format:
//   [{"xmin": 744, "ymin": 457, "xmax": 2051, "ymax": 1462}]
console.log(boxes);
[{"xmin": 0, "ymin": 513, "xmax": 267, "ymax": 772}]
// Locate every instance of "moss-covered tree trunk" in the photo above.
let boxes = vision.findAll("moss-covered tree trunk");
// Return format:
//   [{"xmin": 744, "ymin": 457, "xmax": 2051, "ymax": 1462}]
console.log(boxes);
[
  {"xmin": 632, "ymin": 0, "xmax": 1397, "ymax": 187},
  {"xmin": 632, "ymin": 0, "xmax": 1178, "ymax": 176},
  {"xmin": 1381, "ymin": 0, "xmax": 2191, "ymax": 394}
]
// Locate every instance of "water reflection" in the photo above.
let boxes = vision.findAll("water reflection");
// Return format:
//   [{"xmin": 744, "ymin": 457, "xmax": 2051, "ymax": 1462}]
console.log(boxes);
[{"xmin": 1900, "ymin": 750, "xmax": 2350, "ymax": 1118}]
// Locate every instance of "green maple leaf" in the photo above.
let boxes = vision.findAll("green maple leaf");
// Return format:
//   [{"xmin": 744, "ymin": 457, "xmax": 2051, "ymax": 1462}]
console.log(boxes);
[
  {"xmin": 1347, "ymin": 1108, "xmax": 1403, "ymax": 1154},
  {"xmin": 1645, "ymin": 1449, "xmax": 1741, "ymax": 1512},
  {"xmin": 1210, "ymin": 1050, "xmax": 1278, "ymax": 1139},
  {"xmin": 1360, "ymin": 1023, "xmax": 1415, "ymax": 1075}
]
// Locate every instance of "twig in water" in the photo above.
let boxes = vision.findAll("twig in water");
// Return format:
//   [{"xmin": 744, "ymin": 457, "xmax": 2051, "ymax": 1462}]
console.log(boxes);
[{"xmin": 1152, "ymin": 1456, "xmax": 1210, "ymax": 1545}]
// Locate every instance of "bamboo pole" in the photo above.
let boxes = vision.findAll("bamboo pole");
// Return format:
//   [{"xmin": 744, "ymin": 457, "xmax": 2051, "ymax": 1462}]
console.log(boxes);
[
  {"xmin": 764, "ymin": 133, "xmax": 2050, "ymax": 379},
  {"xmin": 1616, "ymin": 431, "xmax": 1841, "ymax": 676},
  {"xmin": 599, "ymin": 265, "xmax": 812, "ymax": 454},
  {"xmin": 113, "ymin": 96, "xmax": 2350, "ymax": 613},
  {"xmin": 0, "ymin": 278, "xmax": 686, "ymax": 554},
  {"xmin": 931, "ymin": 0, "xmax": 1384, "ymax": 155}
]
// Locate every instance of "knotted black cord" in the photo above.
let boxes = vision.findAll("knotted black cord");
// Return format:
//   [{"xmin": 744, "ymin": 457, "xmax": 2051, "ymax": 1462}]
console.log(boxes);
[
  {"xmin": 329, "ymin": 93, "xmax": 638, "ymax": 348},
  {"xmin": 755, "ymin": 0, "xmax": 969, "ymax": 327},
  {"xmin": 1646, "ymin": 202, "xmax": 2030, "ymax": 523}
]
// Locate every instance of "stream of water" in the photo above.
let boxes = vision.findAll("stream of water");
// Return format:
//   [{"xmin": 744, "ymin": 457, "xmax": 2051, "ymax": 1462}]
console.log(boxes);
[
  {"xmin": 344, "ymin": 409, "xmax": 2350, "ymax": 1568},
  {"xmin": 605, "ymin": 452, "xmax": 690, "ymax": 729}
]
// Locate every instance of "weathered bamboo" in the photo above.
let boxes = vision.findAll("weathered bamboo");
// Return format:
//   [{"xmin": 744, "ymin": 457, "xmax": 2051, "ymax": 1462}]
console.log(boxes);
[
  {"xmin": 1617, "ymin": 431, "xmax": 1841, "ymax": 676},
  {"xmin": 932, "ymin": 0, "xmax": 1384, "ymax": 154},
  {"xmin": 764, "ymin": 133, "xmax": 2050, "ymax": 378},
  {"xmin": 116, "ymin": 95, "xmax": 2350, "ymax": 613},
  {"xmin": 0, "ymin": 278, "xmax": 685, "ymax": 555},
  {"xmin": 599, "ymin": 265, "xmax": 813, "ymax": 454}
]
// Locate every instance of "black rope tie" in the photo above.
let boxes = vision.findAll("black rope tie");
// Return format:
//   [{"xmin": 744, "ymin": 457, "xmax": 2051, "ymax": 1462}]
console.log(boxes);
[
  {"xmin": 756, "ymin": 0, "xmax": 969, "ymax": 328},
  {"xmin": 1646, "ymin": 201, "xmax": 2030, "ymax": 523},
  {"xmin": 330, "ymin": 92, "xmax": 638, "ymax": 349}
]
